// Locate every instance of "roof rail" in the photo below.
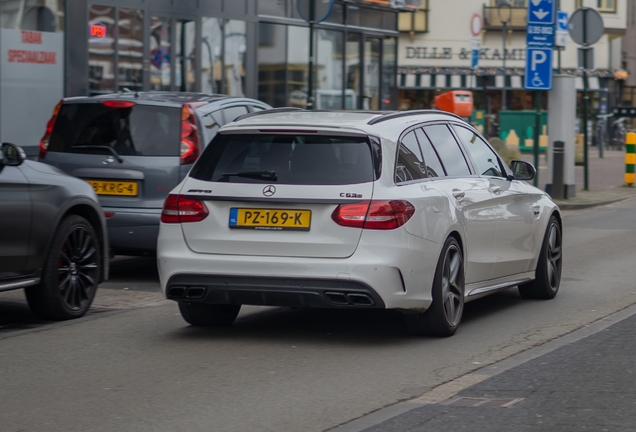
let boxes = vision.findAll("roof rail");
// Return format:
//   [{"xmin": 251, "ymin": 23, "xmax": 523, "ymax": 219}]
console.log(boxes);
[
  {"xmin": 233, "ymin": 107, "xmax": 305, "ymax": 123},
  {"xmin": 367, "ymin": 110, "xmax": 465, "ymax": 125}
]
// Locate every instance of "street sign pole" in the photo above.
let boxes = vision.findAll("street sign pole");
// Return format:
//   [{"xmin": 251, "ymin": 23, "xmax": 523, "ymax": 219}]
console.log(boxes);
[
  {"xmin": 583, "ymin": 66, "xmax": 589, "ymax": 190},
  {"xmin": 534, "ymin": 91, "xmax": 541, "ymax": 187}
]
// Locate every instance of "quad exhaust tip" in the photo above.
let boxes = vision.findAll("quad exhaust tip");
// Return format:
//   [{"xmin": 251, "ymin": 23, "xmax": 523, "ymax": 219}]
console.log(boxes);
[
  {"xmin": 325, "ymin": 292, "xmax": 374, "ymax": 307},
  {"xmin": 167, "ymin": 286, "xmax": 207, "ymax": 300}
]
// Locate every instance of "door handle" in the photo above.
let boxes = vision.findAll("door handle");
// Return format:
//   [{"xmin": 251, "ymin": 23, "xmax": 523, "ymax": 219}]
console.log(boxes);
[
  {"xmin": 452, "ymin": 189, "xmax": 465, "ymax": 201},
  {"xmin": 491, "ymin": 186, "xmax": 502, "ymax": 195}
]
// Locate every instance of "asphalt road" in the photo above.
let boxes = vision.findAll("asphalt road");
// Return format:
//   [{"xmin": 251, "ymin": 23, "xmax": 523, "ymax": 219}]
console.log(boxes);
[{"xmin": 1, "ymin": 198, "xmax": 636, "ymax": 432}]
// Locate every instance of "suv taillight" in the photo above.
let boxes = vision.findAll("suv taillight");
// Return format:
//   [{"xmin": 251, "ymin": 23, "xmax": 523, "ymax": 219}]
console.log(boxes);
[
  {"xmin": 39, "ymin": 100, "xmax": 63, "ymax": 159},
  {"xmin": 331, "ymin": 200, "xmax": 415, "ymax": 230},
  {"xmin": 180, "ymin": 102, "xmax": 204, "ymax": 165},
  {"xmin": 161, "ymin": 194, "xmax": 209, "ymax": 224}
]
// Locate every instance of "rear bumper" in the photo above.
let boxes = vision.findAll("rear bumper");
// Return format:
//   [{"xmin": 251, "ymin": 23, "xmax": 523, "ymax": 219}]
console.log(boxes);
[
  {"xmin": 104, "ymin": 207, "xmax": 161, "ymax": 253},
  {"xmin": 166, "ymin": 274, "xmax": 385, "ymax": 309},
  {"xmin": 158, "ymin": 224, "xmax": 441, "ymax": 310}
]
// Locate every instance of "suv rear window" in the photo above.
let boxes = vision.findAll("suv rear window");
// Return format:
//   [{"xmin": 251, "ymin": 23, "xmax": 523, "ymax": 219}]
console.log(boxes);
[
  {"xmin": 190, "ymin": 134, "xmax": 379, "ymax": 185},
  {"xmin": 49, "ymin": 103, "xmax": 181, "ymax": 156}
]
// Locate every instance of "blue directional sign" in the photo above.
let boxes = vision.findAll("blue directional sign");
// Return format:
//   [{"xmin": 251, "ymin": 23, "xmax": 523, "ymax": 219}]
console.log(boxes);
[
  {"xmin": 525, "ymin": 47, "xmax": 553, "ymax": 90},
  {"xmin": 526, "ymin": 24, "xmax": 555, "ymax": 47},
  {"xmin": 557, "ymin": 10, "xmax": 568, "ymax": 31},
  {"xmin": 527, "ymin": 0, "xmax": 556, "ymax": 25}
]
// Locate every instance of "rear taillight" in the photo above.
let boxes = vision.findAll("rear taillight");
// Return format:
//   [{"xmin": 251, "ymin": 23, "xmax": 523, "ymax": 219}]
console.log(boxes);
[
  {"xmin": 331, "ymin": 200, "xmax": 415, "ymax": 230},
  {"xmin": 161, "ymin": 194, "xmax": 209, "ymax": 224},
  {"xmin": 39, "ymin": 100, "xmax": 63, "ymax": 159},
  {"xmin": 180, "ymin": 102, "xmax": 205, "ymax": 165}
]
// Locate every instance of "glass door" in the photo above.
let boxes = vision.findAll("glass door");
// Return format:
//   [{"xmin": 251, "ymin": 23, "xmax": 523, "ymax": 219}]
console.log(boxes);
[
  {"xmin": 363, "ymin": 37, "xmax": 381, "ymax": 110},
  {"xmin": 346, "ymin": 33, "xmax": 361, "ymax": 109}
]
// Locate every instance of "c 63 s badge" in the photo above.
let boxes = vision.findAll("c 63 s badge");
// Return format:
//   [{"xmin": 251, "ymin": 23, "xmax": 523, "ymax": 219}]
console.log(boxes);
[{"xmin": 340, "ymin": 193, "xmax": 363, "ymax": 198}]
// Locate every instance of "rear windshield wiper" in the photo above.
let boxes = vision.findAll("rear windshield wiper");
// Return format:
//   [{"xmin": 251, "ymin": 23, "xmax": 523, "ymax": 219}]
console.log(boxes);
[
  {"xmin": 72, "ymin": 145, "xmax": 124, "ymax": 163},
  {"xmin": 221, "ymin": 170, "xmax": 277, "ymax": 181}
]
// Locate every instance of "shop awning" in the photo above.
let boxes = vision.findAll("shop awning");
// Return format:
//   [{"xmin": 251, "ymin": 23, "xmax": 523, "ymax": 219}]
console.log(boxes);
[{"xmin": 398, "ymin": 67, "xmax": 621, "ymax": 91}]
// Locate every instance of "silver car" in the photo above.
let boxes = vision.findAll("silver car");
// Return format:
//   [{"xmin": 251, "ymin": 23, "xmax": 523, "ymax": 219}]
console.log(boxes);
[
  {"xmin": 38, "ymin": 92, "xmax": 271, "ymax": 256},
  {"xmin": 157, "ymin": 110, "xmax": 563, "ymax": 337},
  {"xmin": 0, "ymin": 143, "xmax": 108, "ymax": 320}
]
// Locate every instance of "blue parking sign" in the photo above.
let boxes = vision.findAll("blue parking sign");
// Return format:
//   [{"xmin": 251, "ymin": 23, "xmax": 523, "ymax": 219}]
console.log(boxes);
[
  {"xmin": 525, "ymin": 47, "xmax": 553, "ymax": 90},
  {"xmin": 527, "ymin": 0, "xmax": 555, "ymax": 25},
  {"xmin": 557, "ymin": 11, "xmax": 568, "ymax": 31}
]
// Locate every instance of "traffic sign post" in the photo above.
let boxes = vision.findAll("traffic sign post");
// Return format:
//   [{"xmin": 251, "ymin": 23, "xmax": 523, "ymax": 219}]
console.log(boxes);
[
  {"xmin": 525, "ymin": 0, "xmax": 555, "ymax": 186},
  {"xmin": 568, "ymin": 7, "xmax": 605, "ymax": 187}
]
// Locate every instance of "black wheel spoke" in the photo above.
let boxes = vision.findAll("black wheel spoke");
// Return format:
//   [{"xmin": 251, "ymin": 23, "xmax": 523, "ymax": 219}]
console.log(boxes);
[
  {"xmin": 79, "ymin": 247, "xmax": 96, "ymax": 264},
  {"xmin": 79, "ymin": 272, "xmax": 96, "ymax": 288}
]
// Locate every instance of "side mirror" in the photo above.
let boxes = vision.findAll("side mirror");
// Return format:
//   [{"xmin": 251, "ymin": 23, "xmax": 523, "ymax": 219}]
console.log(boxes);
[
  {"xmin": 509, "ymin": 160, "xmax": 536, "ymax": 181},
  {"xmin": 0, "ymin": 143, "xmax": 26, "ymax": 167}
]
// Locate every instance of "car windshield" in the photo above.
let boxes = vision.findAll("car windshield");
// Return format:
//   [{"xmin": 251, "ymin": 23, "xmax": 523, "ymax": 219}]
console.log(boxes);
[
  {"xmin": 190, "ymin": 134, "xmax": 379, "ymax": 185},
  {"xmin": 48, "ymin": 103, "xmax": 181, "ymax": 156}
]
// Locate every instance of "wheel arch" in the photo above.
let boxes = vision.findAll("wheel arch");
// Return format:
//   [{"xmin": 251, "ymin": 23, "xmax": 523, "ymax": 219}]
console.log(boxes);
[{"xmin": 447, "ymin": 230, "xmax": 465, "ymax": 260}]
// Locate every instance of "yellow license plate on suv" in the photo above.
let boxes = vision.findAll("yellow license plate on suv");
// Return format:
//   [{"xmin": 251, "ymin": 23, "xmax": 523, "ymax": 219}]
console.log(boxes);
[
  {"xmin": 87, "ymin": 180, "xmax": 138, "ymax": 196},
  {"xmin": 229, "ymin": 208, "xmax": 311, "ymax": 231}
]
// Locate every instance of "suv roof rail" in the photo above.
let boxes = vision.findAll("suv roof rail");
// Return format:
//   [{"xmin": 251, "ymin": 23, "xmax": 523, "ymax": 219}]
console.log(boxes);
[
  {"xmin": 367, "ymin": 110, "xmax": 465, "ymax": 125},
  {"xmin": 233, "ymin": 107, "xmax": 305, "ymax": 123}
]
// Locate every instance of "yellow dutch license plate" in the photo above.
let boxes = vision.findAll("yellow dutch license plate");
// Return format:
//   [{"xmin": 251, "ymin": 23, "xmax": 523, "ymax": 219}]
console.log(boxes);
[
  {"xmin": 229, "ymin": 208, "xmax": 311, "ymax": 231},
  {"xmin": 87, "ymin": 180, "xmax": 138, "ymax": 196}
]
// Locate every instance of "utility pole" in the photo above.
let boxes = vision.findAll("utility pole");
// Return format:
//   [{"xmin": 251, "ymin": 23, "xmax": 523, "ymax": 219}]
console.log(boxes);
[{"xmin": 306, "ymin": 0, "xmax": 315, "ymax": 110}]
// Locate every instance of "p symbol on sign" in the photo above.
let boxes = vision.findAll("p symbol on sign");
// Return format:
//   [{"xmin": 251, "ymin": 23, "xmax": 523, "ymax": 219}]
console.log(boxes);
[{"xmin": 531, "ymin": 50, "xmax": 547, "ymax": 70}]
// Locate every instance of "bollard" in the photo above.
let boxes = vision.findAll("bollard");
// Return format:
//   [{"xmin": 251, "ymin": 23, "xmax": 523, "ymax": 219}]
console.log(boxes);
[
  {"xmin": 627, "ymin": 132, "xmax": 636, "ymax": 186},
  {"xmin": 552, "ymin": 141, "xmax": 565, "ymax": 199}
]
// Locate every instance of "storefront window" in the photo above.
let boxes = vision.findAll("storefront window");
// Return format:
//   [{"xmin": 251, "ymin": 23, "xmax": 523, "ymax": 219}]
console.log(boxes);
[
  {"xmin": 117, "ymin": 8, "xmax": 143, "ymax": 92},
  {"xmin": 316, "ymin": 30, "xmax": 344, "ymax": 109},
  {"xmin": 364, "ymin": 38, "xmax": 380, "ymax": 110},
  {"xmin": 382, "ymin": 37, "xmax": 396, "ymax": 110},
  {"xmin": 225, "ymin": 20, "xmax": 246, "ymax": 97},
  {"xmin": 176, "ymin": 19, "xmax": 196, "ymax": 92},
  {"xmin": 201, "ymin": 17, "xmax": 223, "ymax": 94},
  {"xmin": 1, "ymin": 0, "xmax": 64, "ymax": 31},
  {"xmin": 150, "ymin": 17, "xmax": 172, "ymax": 91},
  {"xmin": 258, "ymin": 23, "xmax": 286, "ymax": 107},
  {"xmin": 346, "ymin": 33, "xmax": 361, "ymax": 109},
  {"xmin": 89, "ymin": 5, "xmax": 116, "ymax": 95},
  {"xmin": 287, "ymin": 26, "xmax": 309, "ymax": 108}
]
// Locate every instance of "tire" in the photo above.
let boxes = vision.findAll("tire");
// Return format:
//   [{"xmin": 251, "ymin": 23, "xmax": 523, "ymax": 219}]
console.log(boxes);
[
  {"xmin": 25, "ymin": 215, "xmax": 101, "ymax": 320},
  {"xmin": 178, "ymin": 302, "xmax": 241, "ymax": 327},
  {"xmin": 404, "ymin": 237, "xmax": 465, "ymax": 337},
  {"xmin": 518, "ymin": 215, "xmax": 562, "ymax": 300}
]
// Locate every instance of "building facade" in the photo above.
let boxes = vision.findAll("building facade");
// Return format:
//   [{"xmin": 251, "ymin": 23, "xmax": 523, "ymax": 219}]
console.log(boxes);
[
  {"xmin": 397, "ymin": 0, "xmax": 628, "ymax": 132},
  {"xmin": 0, "ymin": 0, "xmax": 399, "ymax": 153}
]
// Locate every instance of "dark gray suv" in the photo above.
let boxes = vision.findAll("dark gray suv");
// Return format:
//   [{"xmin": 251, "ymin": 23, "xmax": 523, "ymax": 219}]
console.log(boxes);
[
  {"xmin": 0, "ymin": 142, "xmax": 108, "ymax": 320},
  {"xmin": 38, "ymin": 92, "xmax": 271, "ymax": 255}
]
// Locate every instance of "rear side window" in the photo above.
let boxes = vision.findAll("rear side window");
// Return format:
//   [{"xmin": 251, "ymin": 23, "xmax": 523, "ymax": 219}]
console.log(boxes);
[
  {"xmin": 395, "ymin": 131, "xmax": 426, "ymax": 183},
  {"xmin": 423, "ymin": 124, "xmax": 471, "ymax": 177},
  {"xmin": 414, "ymin": 128, "xmax": 445, "ymax": 178},
  {"xmin": 49, "ymin": 103, "xmax": 180, "ymax": 156},
  {"xmin": 190, "ymin": 134, "xmax": 378, "ymax": 185}
]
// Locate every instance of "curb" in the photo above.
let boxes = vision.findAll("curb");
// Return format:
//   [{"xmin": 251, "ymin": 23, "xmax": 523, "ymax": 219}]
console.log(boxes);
[
  {"xmin": 554, "ymin": 193, "xmax": 636, "ymax": 210},
  {"xmin": 328, "ymin": 301, "xmax": 636, "ymax": 432}
]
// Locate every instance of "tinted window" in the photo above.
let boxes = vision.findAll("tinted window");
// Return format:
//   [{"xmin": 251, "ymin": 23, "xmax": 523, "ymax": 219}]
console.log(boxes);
[
  {"xmin": 201, "ymin": 110, "xmax": 224, "ymax": 146},
  {"xmin": 395, "ymin": 131, "xmax": 426, "ymax": 183},
  {"xmin": 423, "ymin": 125, "xmax": 471, "ymax": 177},
  {"xmin": 191, "ymin": 134, "xmax": 377, "ymax": 185},
  {"xmin": 414, "ymin": 128, "xmax": 445, "ymax": 178},
  {"xmin": 49, "ymin": 103, "xmax": 180, "ymax": 156},
  {"xmin": 453, "ymin": 126, "xmax": 505, "ymax": 177},
  {"xmin": 222, "ymin": 105, "xmax": 249, "ymax": 123}
]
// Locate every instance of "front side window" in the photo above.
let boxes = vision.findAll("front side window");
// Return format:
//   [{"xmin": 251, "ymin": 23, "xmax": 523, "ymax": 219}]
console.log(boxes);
[
  {"xmin": 423, "ymin": 124, "xmax": 471, "ymax": 177},
  {"xmin": 395, "ymin": 131, "xmax": 426, "ymax": 183},
  {"xmin": 453, "ymin": 126, "xmax": 505, "ymax": 177},
  {"xmin": 191, "ymin": 134, "xmax": 377, "ymax": 185}
]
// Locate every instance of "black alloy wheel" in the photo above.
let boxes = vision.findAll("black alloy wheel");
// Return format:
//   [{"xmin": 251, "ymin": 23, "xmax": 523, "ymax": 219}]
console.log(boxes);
[
  {"xmin": 26, "ymin": 215, "xmax": 101, "ymax": 320},
  {"xmin": 404, "ymin": 237, "xmax": 465, "ymax": 337},
  {"xmin": 519, "ymin": 215, "xmax": 562, "ymax": 300}
]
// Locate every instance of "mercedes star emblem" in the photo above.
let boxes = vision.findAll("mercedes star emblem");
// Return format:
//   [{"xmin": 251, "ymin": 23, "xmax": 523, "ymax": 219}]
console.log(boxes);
[{"xmin": 262, "ymin": 185, "xmax": 276, "ymax": 197}]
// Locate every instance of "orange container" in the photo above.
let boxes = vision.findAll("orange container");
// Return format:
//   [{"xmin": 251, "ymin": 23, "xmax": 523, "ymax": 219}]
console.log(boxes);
[{"xmin": 434, "ymin": 91, "xmax": 474, "ymax": 118}]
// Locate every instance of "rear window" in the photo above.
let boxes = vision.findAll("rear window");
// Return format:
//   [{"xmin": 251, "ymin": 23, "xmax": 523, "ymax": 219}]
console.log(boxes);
[
  {"xmin": 190, "ymin": 134, "xmax": 379, "ymax": 185},
  {"xmin": 49, "ymin": 103, "xmax": 181, "ymax": 156}
]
